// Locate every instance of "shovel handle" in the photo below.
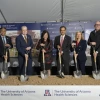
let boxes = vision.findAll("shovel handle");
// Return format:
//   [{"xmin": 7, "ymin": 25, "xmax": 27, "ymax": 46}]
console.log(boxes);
[
  {"xmin": 74, "ymin": 49, "xmax": 77, "ymax": 63},
  {"xmin": 93, "ymin": 49, "xmax": 96, "ymax": 63},
  {"xmin": 42, "ymin": 51, "xmax": 46, "ymax": 73},
  {"xmin": 5, "ymin": 51, "xmax": 7, "ymax": 63},
  {"xmin": 25, "ymin": 50, "xmax": 29, "ymax": 67},
  {"xmin": 25, "ymin": 57, "xmax": 28, "ymax": 77},
  {"xmin": 58, "ymin": 51, "xmax": 61, "ymax": 64},
  {"xmin": 42, "ymin": 51, "xmax": 45, "ymax": 63},
  {"xmin": 92, "ymin": 46, "xmax": 96, "ymax": 63},
  {"xmin": 25, "ymin": 57, "xmax": 28, "ymax": 67},
  {"xmin": 58, "ymin": 49, "xmax": 62, "ymax": 73}
]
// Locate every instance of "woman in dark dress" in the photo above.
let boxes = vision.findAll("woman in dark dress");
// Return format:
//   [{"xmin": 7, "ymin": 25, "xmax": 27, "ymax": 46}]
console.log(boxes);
[
  {"xmin": 71, "ymin": 31, "xmax": 87, "ymax": 75},
  {"xmin": 36, "ymin": 30, "xmax": 53, "ymax": 76}
]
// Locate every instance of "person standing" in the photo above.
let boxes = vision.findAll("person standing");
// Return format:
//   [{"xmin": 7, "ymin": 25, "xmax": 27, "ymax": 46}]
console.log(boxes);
[
  {"xmin": 54, "ymin": 26, "xmax": 71, "ymax": 75},
  {"xmin": 0, "ymin": 27, "xmax": 13, "ymax": 73},
  {"xmin": 88, "ymin": 21, "xmax": 100, "ymax": 71},
  {"xmin": 71, "ymin": 31, "xmax": 87, "ymax": 75},
  {"xmin": 16, "ymin": 26, "xmax": 33, "ymax": 79},
  {"xmin": 36, "ymin": 30, "xmax": 53, "ymax": 76}
]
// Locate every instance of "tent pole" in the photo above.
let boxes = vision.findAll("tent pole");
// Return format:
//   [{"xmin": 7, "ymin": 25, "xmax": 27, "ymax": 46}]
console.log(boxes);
[
  {"xmin": 0, "ymin": 9, "xmax": 7, "ymax": 23},
  {"xmin": 61, "ymin": 0, "xmax": 64, "ymax": 22}
]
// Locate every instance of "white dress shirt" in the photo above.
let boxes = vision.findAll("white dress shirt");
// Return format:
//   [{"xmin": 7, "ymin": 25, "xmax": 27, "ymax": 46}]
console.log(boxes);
[
  {"xmin": 22, "ymin": 34, "xmax": 27, "ymax": 40},
  {"xmin": 1, "ymin": 36, "xmax": 7, "ymax": 44}
]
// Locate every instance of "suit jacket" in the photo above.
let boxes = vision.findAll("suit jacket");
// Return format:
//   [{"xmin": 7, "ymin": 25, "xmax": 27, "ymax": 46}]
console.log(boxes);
[
  {"xmin": 0, "ymin": 35, "xmax": 13, "ymax": 62},
  {"xmin": 36, "ymin": 39, "xmax": 53, "ymax": 64},
  {"xmin": 71, "ymin": 40, "xmax": 87, "ymax": 61},
  {"xmin": 54, "ymin": 35, "xmax": 71, "ymax": 60},
  {"xmin": 88, "ymin": 30, "xmax": 100, "ymax": 56},
  {"xmin": 16, "ymin": 34, "xmax": 33, "ymax": 59}
]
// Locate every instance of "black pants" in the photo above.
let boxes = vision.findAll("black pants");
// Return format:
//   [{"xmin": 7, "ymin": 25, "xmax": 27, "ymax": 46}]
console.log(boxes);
[
  {"xmin": 75, "ymin": 59, "xmax": 86, "ymax": 75},
  {"xmin": 91, "ymin": 55, "xmax": 100, "ymax": 71},
  {"xmin": 57, "ymin": 56, "xmax": 70, "ymax": 75},
  {"xmin": 18, "ymin": 57, "xmax": 32, "ymax": 75}
]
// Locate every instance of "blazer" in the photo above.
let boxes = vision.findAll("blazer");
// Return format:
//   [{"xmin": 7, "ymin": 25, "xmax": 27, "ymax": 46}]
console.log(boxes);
[
  {"xmin": 88, "ymin": 30, "xmax": 100, "ymax": 56},
  {"xmin": 0, "ymin": 35, "xmax": 13, "ymax": 62},
  {"xmin": 16, "ymin": 34, "xmax": 33, "ymax": 59},
  {"xmin": 71, "ymin": 40, "xmax": 87, "ymax": 61},
  {"xmin": 54, "ymin": 35, "xmax": 71, "ymax": 60},
  {"xmin": 36, "ymin": 39, "xmax": 53, "ymax": 64}
]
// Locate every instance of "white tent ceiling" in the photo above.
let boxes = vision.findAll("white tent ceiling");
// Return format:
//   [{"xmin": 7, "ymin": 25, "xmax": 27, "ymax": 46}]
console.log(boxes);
[{"xmin": 0, "ymin": 0, "xmax": 100, "ymax": 23}]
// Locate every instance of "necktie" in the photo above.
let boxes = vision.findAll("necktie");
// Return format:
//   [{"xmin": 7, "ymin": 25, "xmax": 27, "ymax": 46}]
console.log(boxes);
[
  {"xmin": 60, "ymin": 36, "xmax": 64, "ymax": 47},
  {"xmin": 24, "ymin": 35, "xmax": 27, "ymax": 43}
]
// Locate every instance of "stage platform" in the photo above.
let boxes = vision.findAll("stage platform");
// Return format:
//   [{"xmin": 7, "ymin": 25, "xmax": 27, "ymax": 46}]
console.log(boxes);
[{"xmin": 0, "ymin": 75, "xmax": 100, "ymax": 85}]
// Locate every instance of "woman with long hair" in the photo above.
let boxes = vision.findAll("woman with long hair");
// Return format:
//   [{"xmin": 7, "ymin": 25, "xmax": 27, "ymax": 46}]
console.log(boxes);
[
  {"xmin": 36, "ymin": 30, "xmax": 53, "ymax": 76},
  {"xmin": 71, "ymin": 31, "xmax": 87, "ymax": 75}
]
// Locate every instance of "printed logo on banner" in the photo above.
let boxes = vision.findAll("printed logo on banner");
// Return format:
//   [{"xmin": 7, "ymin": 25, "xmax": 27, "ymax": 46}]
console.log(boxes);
[{"xmin": 44, "ymin": 90, "xmax": 51, "ymax": 96}]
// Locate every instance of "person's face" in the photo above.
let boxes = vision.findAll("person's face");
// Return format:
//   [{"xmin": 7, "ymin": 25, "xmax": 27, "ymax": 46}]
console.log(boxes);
[
  {"xmin": 60, "ymin": 27, "xmax": 66, "ymax": 35},
  {"xmin": 22, "ymin": 27, "xmax": 27, "ymax": 35},
  {"xmin": 76, "ymin": 32, "xmax": 82, "ymax": 40},
  {"xmin": 1, "ymin": 28, "xmax": 6, "ymax": 36},
  {"xmin": 43, "ymin": 33, "xmax": 48, "ymax": 40},
  {"xmin": 94, "ymin": 21, "xmax": 100, "ymax": 31}
]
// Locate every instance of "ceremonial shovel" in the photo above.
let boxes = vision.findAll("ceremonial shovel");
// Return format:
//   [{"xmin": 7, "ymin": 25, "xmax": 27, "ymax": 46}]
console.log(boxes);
[
  {"xmin": 73, "ymin": 45, "xmax": 82, "ymax": 78},
  {"xmin": 40, "ymin": 51, "xmax": 48, "ymax": 79},
  {"xmin": 1, "ymin": 50, "xmax": 9, "ymax": 79},
  {"xmin": 92, "ymin": 46, "xmax": 100, "ymax": 79}
]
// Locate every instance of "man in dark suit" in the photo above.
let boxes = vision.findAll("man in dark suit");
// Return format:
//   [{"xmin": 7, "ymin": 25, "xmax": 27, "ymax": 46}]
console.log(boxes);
[
  {"xmin": 88, "ymin": 21, "xmax": 100, "ymax": 71},
  {"xmin": 16, "ymin": 26, "xmax": 33, "ymax": 78},
  {"xmin": 0, "ymin": 27, "xmax": 13, "ymax": 72},
  {"xmin": 54, "ymin": 26, "xmax": 71, "ymax": 75}
]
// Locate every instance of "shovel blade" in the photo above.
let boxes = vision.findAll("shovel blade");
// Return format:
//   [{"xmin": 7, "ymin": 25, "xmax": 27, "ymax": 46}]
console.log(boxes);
[
  {"xmin": 1, "ymin": 71, "xmax": 9, "ymax": 79},
  {"xmin": 74, "ymin": 70, "xmax": 82, "ymax": 78},
  {"xmin": 58, "ymin": 71, "xmax": 65, "ymax": 78},
  {"xmin": 40, "ymin": 71, "xmax": 48, "ymax": 79},
  {"xmin": 92, "ymin": 71, "xmax": 100, "ymax": 79},
  {"xmin": 20, "ymin": 75, "xmax": 29, "ymax": 82}
]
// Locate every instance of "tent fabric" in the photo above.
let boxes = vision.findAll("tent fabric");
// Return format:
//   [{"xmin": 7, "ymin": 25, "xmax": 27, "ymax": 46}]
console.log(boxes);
[{"xmin": 0, "ymin": 0, "xmax": 100, "ymax": 23}]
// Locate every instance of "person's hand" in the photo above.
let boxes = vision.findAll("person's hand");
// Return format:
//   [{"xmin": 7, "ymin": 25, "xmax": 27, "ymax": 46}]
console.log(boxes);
[
  {"xmin": 74, "ymin": 53, "xmax": 78, "ymax": 58},
  {"xmin": 42, "ymin": 49, "xmax": 46, "ymax": 53},
  {"xmin": 72, "ymin": 43, "xmax": 76, "ymax": 48},
  {"xmin": 5, "ymin": 44, "xmax": 10, "ymax": 47},
  {"xmin": 26, "ymin": 47, "xmax": 31, "ymax": 50},
  {"xmin": 3, "ymin": 55, "xmax": 7, "ymax": 60},
  {"xmin": 25, "ymin": 54, "xmax": 28, "ymax": 60},
  {"xmin": 57, "ymin": 45, "xmax": 60, "ymax": 49},
  {"xmin": 90, "ymin": 42, "xmax": 96, "ymax": 46},
  {"xmin": 60, "ymin": 51, "xmax": 63, "ymax": 55},
  {"xmin": 40, "ymin": 43, "xmax": 45, "ymax": 46},
  {"xmin": 58, "ymin": 51, "xmax": 63, "ymax": 56},
  {"xmin": 93, "ymin": 52, "xmax": 97, "ymax": 58}
]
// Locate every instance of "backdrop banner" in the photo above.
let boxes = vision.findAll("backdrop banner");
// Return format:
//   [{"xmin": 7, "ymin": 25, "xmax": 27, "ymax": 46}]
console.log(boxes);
[
  {"xmin": 0, "ymin": 21, "xmax": 95, "ymax": 66},
  {"xmin": 0, "ymin": 85, "xmax": 100, "ymax": 100}
]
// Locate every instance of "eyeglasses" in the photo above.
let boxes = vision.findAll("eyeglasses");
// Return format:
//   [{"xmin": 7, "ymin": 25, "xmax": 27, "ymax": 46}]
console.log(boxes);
[{"xmin": 95, "ymin": 24, "xmax": 100, "ymax": 26}]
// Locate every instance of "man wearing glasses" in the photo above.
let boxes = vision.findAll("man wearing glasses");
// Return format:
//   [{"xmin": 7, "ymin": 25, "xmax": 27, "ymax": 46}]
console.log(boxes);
[{"xmin": 88, "ymin": 21, "xmax": 100, "ymax": 71}]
